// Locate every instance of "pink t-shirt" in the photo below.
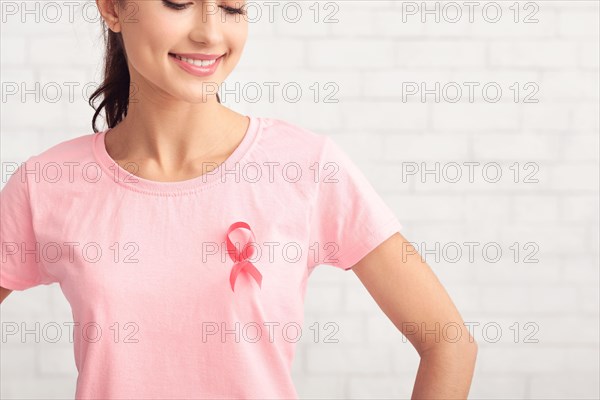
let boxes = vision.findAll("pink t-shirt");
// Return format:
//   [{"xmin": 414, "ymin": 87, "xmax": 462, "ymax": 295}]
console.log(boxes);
[{"xmin": 1, "ymin": 115, "xmax": 402, "ymax": 399}]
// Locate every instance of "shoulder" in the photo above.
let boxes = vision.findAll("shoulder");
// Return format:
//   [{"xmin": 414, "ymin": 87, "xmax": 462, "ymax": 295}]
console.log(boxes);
[
  {"xmin": 257, "ymin": 116, "xmax": 329, "ymax": 154},
  {"xmin": 251, "ymin": 116, "xmax": 359, "ymax": 177},
  {"xmin": 6, "ymin": 131, "xmax": 99, "ymax": 197},
  {"xmin": 25, "ymin": 132, "xmax": 97, "ymax": 167}
]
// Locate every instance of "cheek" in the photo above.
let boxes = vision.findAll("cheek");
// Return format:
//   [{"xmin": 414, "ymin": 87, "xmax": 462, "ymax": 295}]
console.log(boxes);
[
  {"xmin": 121, "ymin": 19, "xmax": 174, "ymax": 73},
  {"xmin": 234, "ymin": 24, "xmax": 249, "ymax": 46},
  {"xmin": 225, "ymin": 26, "xmax": 248, "ymax": 57},
  {"xmin": 121, "ymin": 5, "xmax": 176, "ymax": 62}
]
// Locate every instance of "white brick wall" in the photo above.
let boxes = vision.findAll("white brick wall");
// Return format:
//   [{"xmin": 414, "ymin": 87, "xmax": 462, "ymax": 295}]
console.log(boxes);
[{"xmin": 1, "ymin": 1, "xmax": 598, "ymax": 399}]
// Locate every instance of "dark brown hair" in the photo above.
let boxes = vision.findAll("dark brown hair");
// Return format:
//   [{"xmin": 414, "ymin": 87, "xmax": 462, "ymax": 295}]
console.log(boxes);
[{"xmin": 88, "ymin": 1, "xmax": 221, "ymax": 133}]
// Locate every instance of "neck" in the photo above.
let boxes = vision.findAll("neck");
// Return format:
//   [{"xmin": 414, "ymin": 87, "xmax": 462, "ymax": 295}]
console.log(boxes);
[{"xmin": 105, "ymin": 98, "xmax": 240, "ymax": 175}]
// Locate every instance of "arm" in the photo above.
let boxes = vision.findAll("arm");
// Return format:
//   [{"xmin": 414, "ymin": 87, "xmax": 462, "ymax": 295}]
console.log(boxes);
[
  {"xmin": 0, "ymin": 287, "xmax": 13, "ymax": 304},
  {"xmin": 352, "ymin": 232, "xmax": 478, "ymax": 399}
]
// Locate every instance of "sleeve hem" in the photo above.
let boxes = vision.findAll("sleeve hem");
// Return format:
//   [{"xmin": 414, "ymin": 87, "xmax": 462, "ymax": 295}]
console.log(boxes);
[
  {"xmin": 0, "ymin": 273, "xmax": 39, "ymax": 291},
  {"xmin": 341, "ymin": 217, "xmax": 403, "ymax": 271}
]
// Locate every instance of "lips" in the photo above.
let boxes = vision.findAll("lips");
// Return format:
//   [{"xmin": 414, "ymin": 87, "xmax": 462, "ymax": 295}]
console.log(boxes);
[{"xmin": 169, "ymin": 51, "xmax": 224, "ymax": 77}]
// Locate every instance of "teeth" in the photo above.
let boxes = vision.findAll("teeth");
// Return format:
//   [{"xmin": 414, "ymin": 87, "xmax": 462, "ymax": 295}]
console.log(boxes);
[{"xmin": 173, "ymin": 54, "xmax": 218, "ymax": 67}]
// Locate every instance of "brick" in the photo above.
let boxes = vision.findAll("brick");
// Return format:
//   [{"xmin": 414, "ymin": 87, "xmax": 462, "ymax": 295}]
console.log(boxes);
[
  {"xmin": 468, "ymin": 376, "xmax": 527, "ymax": 399},
  {"xmin": 328, "ymin": 6, "xmax": 377, "ymax": 37},
  {"xmin": 480, "ymin": 286, "xmax": 578, "ymax": 313},
  {"xmin": 490, "ymin": 40, "xmax": 578, "ymax": 68},
  {"xmin": 475, "ymin": 260, "xmax": 561, "ymax": 284},
  {"xmin": 551, "ymin": 164, "xmax": 599, "ymax": 191},
  {"xmin": 558, "ymin": 11, "xmax": 600, "ymax": 37},
  {"xmin": 522, "ymin": 103, "xmax": 570, "ymax": 130},
  {"xmin": 0, "ymin": 2, "xmax": 81, "ymax": 34},
  {"xmin": 393, "ymin": 194, "xmax": 464, "ymax": 222},
  {"xmin": 29, "ymin": 35, "xmax": 98, "ymax": 67},
  {"xmin": 362, "ymin": 163, "xmax": 412, "ymax": 195},
  {"xmin": 273, "ymin": 2, "xmax": 330, "ymax": 37},
  {"xmin": 500, "ymin": 225, "xmax": 587, "ymax": 255},
  {"xmin": 540, "ymin": 71, "xmax": 599, "ymax": 100},
  {"xmin": 341, "ymin": 101, "xmax": 427, "ymax": 130},
  {"xmin": 513, "ymin": 195, "xmax": 560, "ymax": 222},
  {"xmin": 330, "ymin": 132, "xmax": 384, "ymax": 162},
  {"xmin": 308, "ymin": 39, "xmax": 394, "ymax": 68},
  {"xmin": 561, "ymin": 195, "xmax": 599, "ymax": 222},
  {"xmin": 478, "ymin": 346, "xmax": 567, "ymax": 373},
  {"xmin": 579, "ymin": 40, "xmax": 600, "ymax": 68},
  {"xmin": 433, "ymin": 102, "xmax": 520, "ymax": 131},
  {"xmin": 560, "ymin": 257, "xmax": 600, "ymax": 284},
  {"xmin": 465, "ymin": 195, "xmax": 511, "ymax": 224},
  {"xmin": 366, "ymin": 315, "xmax": 406, "ymax": 345},
  {"xmin": 531, "ymin": 373, "xmax": 600, "ymax": 398},
  {"xmin": 345, "ymin": 284, "xmax": 391, "ymax": 313},
  {"xmin": 304, "ymin": 284, "xmax": 343, "ymax": 313},
  {"xmin": 0, "ymin": 35, "xmax": 27, "ymax": 65},
  {"xmin": 0, "ymin": 377, "xmax": 76, "ymax": 398},
  {"xmin": 373, "ymin": 9, "xmax": 427, "ymax": 37},
  {"xmin": 293, "ymin": 374, "xmax": 345, "ymax": 398},
  {"xmin": 395, "ymin": 40, "xmax": 486, "ymax": 67},
  {"xmin": 385, "ymin": 134, "xmax": 470, "ymax": 161},
  {"xmin": 473, "ymin": 134, "xmax": 560, "ymax": 161},
  {"xmin": 390, "ymin": 344, "xmax": 422, "ymax": 374},
  {"xmin": 572, "ymin": 103, "xmax": 600, "ymax": 130},
  {"xmin": 39, "ymin": 345, "xmax": 78, "ymax": 375},
  {"xmin": 306, "ymin": 342, "xmax": 391, "ymax": 374},
  {"xmin": 561, "ymin": 134, "xmax": 600, "ymax": 162},
  {"xmin": 0, "ymin": 345, "xmax": 36, "ymax": 377},
  {"xmin": 363, "ymin": 69, "xmax": 449, "ymax": 99},
  {"xmin": 469, "ymin": 5, "xmax": 557, "ymax": 38},
  {"xmin": 243, "ymin": 38, "xmax": 305, "ymax": 68},
  {"xmin": 579, "ymin": 286, "xmax": 600, "ymax": 314},
  {"xmin": 347, "ymin": 375, "xmax": 414, "ymax": 399}
]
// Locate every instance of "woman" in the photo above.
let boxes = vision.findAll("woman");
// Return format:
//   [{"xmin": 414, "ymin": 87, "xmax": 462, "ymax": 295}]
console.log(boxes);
[{"xmin": 0, "ymin": 0, "xmax": 477, "ymax": 398}]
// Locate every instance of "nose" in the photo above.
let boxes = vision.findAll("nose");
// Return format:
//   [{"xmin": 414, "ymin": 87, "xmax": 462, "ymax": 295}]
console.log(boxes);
[{"xmin": 188, "ymin": 0, "xmax": 223, "ymax": 45}]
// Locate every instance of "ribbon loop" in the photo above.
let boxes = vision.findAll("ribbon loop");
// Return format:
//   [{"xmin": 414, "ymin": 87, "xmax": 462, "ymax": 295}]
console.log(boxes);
[{"xmin": 226, "ymin": 222, "xmax": 262, "ymax": 292}]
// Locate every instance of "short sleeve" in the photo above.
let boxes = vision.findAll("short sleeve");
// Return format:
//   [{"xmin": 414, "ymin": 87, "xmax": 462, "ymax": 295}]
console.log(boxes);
[
  {"xmin": 307, "ymin": 136, "xmax": 403, "ymax": 271},
  {"xmin": 1, "ymin": 159, "xmax": 56, "ymax": 290}
]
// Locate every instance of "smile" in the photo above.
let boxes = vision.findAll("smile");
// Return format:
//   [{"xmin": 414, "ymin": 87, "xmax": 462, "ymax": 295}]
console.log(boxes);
[
  {"xmin": 168, "ymin": 53, "xmax": 224, "ymax": 77},
  {"xmin": 169, "ymin": 53, "xmax": 222, "ymax": 67}
]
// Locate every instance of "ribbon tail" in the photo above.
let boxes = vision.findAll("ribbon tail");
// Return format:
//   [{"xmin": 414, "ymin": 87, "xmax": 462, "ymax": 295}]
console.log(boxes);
[
  {"xmin": 246, "ymin": 263, "xmax": 263, "ymax": 288},
  {"xmin": 229, "ymin": 262, "xmax": 245, "ymax": 292}
]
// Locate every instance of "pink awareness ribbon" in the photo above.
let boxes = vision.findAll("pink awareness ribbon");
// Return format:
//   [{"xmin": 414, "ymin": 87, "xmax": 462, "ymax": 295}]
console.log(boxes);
[{"xmin": 226, "ymin": 221, "xmax": 262, "ymax": 292}]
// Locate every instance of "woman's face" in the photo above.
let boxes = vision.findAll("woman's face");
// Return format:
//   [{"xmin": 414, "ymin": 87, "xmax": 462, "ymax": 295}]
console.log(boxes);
[{"xmin": 105, "ymin": 0, "xmax": 248, "ymax": 103}]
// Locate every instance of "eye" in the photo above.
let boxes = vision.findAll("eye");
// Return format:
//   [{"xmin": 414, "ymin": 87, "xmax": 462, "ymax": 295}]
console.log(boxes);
[
  {"xmin": 219, "ymin": 5, "xmax": 246, "ymax": 15},
  {"xmin": 162, "ymin": 0, "xmax": 190, "ymax": 11},
  {"xmin": 162, "ymin": 1, "xmax": 245, "ymax": 14}
]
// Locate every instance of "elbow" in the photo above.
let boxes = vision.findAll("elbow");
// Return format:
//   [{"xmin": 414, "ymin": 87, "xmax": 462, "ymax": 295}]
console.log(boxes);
[
  {"xmin": 419, "ymin": 335, "xmax": 478, "ymax": 362},
  {"xmin": 458, "ymin": 333, "xmax": 478, "ymax": 361}
]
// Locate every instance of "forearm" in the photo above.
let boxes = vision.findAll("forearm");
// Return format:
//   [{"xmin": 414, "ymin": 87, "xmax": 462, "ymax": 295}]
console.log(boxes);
[{"xmin": 411, "ymin": 342, "xmax": 478, "ymax": 399}]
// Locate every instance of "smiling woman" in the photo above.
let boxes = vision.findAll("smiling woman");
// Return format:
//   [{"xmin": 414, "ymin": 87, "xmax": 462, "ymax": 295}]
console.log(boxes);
[{"xmin": 0, "ymin": 0, "xmax": 479, "ymax": 399}]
